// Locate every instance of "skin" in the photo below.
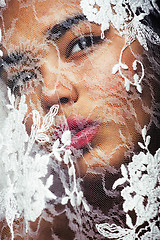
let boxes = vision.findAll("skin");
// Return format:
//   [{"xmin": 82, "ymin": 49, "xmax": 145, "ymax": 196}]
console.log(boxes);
[
  {"xmin": 0, "ymin": 0, "xmax": 154, "ymax": 239},
  {"xmin": 0, "ymin": 0, "xmax": 151, "ymax": 173}
]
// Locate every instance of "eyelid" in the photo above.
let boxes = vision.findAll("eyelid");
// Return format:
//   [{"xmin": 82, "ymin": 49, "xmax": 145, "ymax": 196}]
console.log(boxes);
[{"xmin": 65, "ymin": 33, "xmax": 102, "ymax": 59}]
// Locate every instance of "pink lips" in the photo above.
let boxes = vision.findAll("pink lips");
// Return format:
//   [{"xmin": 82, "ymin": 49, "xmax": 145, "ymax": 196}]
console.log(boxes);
[{"xmin": 66, "ymin": 118, "xmax": 99, "ymax": 150}]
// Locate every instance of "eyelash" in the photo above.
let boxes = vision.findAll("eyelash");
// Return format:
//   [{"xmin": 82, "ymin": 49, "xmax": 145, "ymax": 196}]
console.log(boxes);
[
  {"xmin": 8, "ymin": 70, "xmax": 37, "ymax": 94},
  {"xmin": 66, "ymin": 34, "xmax": 103, "ymax": 58},
  {"xmin": 6, "ymin": 35, "xmax": 103, "ymax": 93}
]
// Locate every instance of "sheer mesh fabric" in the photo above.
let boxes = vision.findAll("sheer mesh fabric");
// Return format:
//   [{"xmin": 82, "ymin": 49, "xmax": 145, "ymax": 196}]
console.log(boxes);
[{"xmin": 0, "ymin": 0, "xmax": 159, "ymax": 239}]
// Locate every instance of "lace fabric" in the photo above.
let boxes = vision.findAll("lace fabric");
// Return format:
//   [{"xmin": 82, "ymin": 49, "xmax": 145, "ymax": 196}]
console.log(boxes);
[{"xmin": 0, "ymin": 0, "xmax": 159, "ymax": 239}]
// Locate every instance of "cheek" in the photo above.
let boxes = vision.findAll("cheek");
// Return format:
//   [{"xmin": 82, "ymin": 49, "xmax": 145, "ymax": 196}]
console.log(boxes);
[
  {"xmin": 79, "ymin": 59, "xmax": 147, "ymax": 126},
  {"xmin": 77, "ymin": 42, "xmax": 146, "ymax": 121},
  {"xmin": 80, "ymin": 57, "xmax": 127, "ymax": 102},
  {"xmin": 77, "ymin": 41, "xmax": 123, "ymax": 93}
]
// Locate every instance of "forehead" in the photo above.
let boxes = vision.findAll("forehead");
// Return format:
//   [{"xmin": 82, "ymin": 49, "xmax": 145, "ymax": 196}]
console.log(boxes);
[{"xmin": 1, "ymin": 0, "xmax": 82, "ymax": 45}]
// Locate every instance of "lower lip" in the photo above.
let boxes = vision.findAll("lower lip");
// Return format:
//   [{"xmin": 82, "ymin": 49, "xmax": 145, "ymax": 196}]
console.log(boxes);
[{"xmin": 71, "ymin": 125, "xmax": 99, "ymax": 150}]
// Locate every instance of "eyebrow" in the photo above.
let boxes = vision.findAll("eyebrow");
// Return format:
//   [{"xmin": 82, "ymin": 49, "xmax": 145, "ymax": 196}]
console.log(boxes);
[
  {"xmin": 2, "ymin": 13, "xmax": 88, "ymax": 66},
  {"xmin": 46, "ymin": 13, "xmax": 87, "ymax": 41},
  {"xmin": 2, "ymin": 51, "xmax": 29, "ymax": 66}
]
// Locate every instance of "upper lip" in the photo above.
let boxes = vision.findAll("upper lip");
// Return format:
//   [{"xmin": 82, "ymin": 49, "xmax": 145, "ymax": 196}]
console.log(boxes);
[{"xmin": 67, "ymin": 118, "xmax": 99, "ymax": 132}]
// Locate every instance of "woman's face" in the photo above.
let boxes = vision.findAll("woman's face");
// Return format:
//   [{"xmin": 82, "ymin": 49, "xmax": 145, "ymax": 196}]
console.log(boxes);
[{"xmin": 1, "ymin": 0, "xmax": 151, "ymax": 170}]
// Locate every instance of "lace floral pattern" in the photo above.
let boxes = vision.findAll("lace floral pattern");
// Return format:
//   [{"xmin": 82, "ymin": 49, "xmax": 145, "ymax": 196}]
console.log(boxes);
[
  {"xmin": 0, "ymin": 0, "xmax": 159, "ymax": 239},
  {"xmin": 1, "ymin": 90, "xmax": 159, "ymax": 239},
  {"xmin": 80, "ymin": 0, "xmax": 160, "ymax": 92},
  {"xmin": 0, "ymin": 89, "xmax": 58, "ymax": 239},
  {"xmin": 0, "ymin": 89, "xmax": 91, "ymax": 239},
  {"xmin": 80, "ymin": 0, "xmax": 160, "ymax": 47},
  {"xmin": 96, "ymin": 126, "xmax": 160, "ymax": 239}
]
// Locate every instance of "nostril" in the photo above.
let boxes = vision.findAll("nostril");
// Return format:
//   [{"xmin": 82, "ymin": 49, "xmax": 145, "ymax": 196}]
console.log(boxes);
[{"xmin": 59, "ymin": 97, "xmax": 69, "ymax": 104}]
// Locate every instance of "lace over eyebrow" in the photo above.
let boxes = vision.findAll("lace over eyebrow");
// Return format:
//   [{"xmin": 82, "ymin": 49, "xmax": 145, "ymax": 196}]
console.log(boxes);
[
  {"xmin": 2, "ymin": 51, "xmax": 32, "ymax": 66},
  {"xmin": 46, "ymin": 13, "xmax": 87, "ymax": 41},
  {"xmin": 3, "ymin": 52, "xmax": 25, "ymax": 65},
  {"xmin": 2, "ymin": 14, "xmax": 87, "ymax": 67},
  {"xmin": 2, "ymin": 50, "xmax": 42, "ymax": 69}
]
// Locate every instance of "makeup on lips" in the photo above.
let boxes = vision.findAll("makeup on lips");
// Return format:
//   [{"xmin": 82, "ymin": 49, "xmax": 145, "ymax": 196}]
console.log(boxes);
[{"xmin": 54, "ymin": 118, "xmax": 100, "ymax": 150}]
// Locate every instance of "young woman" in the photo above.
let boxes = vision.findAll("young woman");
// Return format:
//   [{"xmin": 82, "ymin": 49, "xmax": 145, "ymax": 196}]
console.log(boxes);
[{"xmin": 0, "ymin": 0, "xmax": 159, "ymax": 239}]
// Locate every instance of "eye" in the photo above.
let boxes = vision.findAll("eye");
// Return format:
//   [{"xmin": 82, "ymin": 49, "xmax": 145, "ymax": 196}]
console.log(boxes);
[
  {"xmin": 8, "ymin": 70, "xmax": 38, "ymax": 94},
  {"xmin": 66, "ymin": 35, "xmax": 102, "ymax": 58}
]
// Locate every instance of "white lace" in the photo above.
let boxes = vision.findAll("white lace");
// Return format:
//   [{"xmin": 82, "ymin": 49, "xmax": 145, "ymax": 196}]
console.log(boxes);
[
  {"xmin": 0, "ymin": 89, "xmax": 58, "ymax": 239},
  {"xmin": 80, "ymin": 0, "xmax": 160, "ymax": 93},
  {"xmin": 0, "ymin": 89, "xmax": 90, "ymax": 239},
  {"xmin": 0, "ymin": 0, "xmax": 159, "ymax": 239},
  {"xmin": 96, "ymin": 126, "xmax": 160, "ymax": 239},
  {"xmin": 80, "ymin": 0, "xmax": 160, "ymax": 47},
  {"xmin": 0, "ymin": 91, "xmax": 159, "ymax": 239}
]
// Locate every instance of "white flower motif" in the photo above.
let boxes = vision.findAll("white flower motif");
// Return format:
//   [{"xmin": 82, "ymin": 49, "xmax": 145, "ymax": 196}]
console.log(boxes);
[
  {"xmin": 97, "ymin": 126, "xmax": 160, "ymax": 238},
  {"xmin": 0, "ymin": 90, "xmax": 58, "ymax": 239},
  {"xmin": 0, "ymin": 0, "xmax": 6, "ymax": 7},
  {"xmin": 81, "ymin": 0, "xmax": 160, "ymax": 93},
  {"xmin": 61, "ymin": 130, "xmax": 71, "ymax": 146}
]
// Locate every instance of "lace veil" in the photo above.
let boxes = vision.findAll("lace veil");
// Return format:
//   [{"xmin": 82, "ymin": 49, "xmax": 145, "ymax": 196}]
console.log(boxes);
[{"xmin": 0, "ymin": 0, "xmax": 159, "ymax": 239}]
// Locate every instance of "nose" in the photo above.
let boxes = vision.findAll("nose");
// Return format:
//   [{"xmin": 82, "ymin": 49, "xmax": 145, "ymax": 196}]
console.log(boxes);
[
  {"xmin": 41, "ymin": 81, "xmax": 78, "ymax": 112},
  {"xmin": 40, "ymin": 52, "xmax": 79, "ymax": 113}
]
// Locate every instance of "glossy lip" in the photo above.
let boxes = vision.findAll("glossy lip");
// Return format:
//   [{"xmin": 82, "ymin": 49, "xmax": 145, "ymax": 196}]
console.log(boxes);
[{"xmin": 66, "ymin": 118, "xmax": 100, "ymax": 150}]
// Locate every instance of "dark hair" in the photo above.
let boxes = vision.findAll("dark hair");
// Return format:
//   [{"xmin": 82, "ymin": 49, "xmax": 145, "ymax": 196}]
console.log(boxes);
[{"xmin": 140, "ymin": 2, "xmax": 160, "ymax": 153}]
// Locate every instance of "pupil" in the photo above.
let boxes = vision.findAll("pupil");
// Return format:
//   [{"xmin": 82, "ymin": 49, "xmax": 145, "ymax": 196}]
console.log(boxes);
[
  {"xmin": 24, "ymin": 74, "xmax": 31, "ymax": 82},
  {"xmin": 80, "ymin": 37, "xmax": 92, "ymax": 49},
  {"xmin": 22, "ymin": 71, "xmax": 36, "ymax": 83}
]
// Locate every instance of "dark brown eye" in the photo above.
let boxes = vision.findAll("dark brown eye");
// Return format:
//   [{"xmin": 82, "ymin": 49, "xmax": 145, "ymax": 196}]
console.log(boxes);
[
  {"xmin": 66, "ymin": 35, "xmax": 102, "ymax": 58},
  {"xmin": 8, "ymin": 70, "xmax": 37, "ymax": 94}
]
